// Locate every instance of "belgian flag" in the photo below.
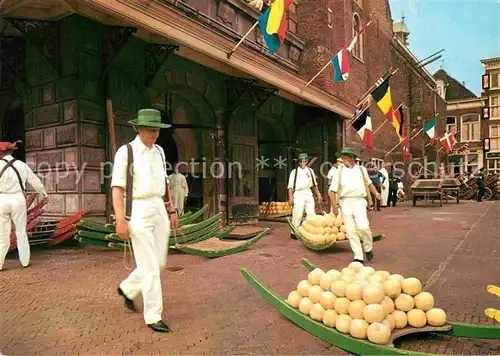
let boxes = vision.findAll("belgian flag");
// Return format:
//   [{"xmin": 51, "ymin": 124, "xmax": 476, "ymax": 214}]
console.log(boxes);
[{"xmin": 371, "ymin": 75, "xmax": 402, "ymax": 141}]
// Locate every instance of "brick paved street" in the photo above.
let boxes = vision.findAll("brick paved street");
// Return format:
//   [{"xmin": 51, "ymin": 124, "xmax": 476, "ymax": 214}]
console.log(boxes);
[{"xmin": 1, "ymin": 200, "xmax": 499, "ymax": 355}]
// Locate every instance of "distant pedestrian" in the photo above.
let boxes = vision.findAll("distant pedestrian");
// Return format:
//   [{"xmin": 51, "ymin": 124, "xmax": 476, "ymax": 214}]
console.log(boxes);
[
  {"xmin": 367, "ymin": 166, "xmax": 385, "ymax": 211},
  {"xmin": 477, "ymin": 168, "xmax": 485, "ymax": 202},
  {"xmin": 387, "ymin": 165, "xmax": 398, "ymax": 207}
]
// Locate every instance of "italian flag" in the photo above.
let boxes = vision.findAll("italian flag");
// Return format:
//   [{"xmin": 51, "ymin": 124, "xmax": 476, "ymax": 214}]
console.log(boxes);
[{"xmin": 424, "ymin": 116, "xmax": 436, "ymax": 141}]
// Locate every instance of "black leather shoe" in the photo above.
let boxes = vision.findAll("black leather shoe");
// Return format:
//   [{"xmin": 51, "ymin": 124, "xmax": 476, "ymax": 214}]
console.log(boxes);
[
  {"xmin": 366, "ymin": 251, "xmax": 374, "ymax": 261},
  {"xmin": 148, "ymin": 320, "xmax": 169, "ymax": 332},
  {"xmin": 118, "ymin": 287, "xmax": 137, "ymax": 312}
]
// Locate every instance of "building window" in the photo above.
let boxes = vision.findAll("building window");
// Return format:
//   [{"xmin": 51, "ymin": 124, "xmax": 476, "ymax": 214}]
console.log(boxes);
[
  {"xmin": 460, "ymin": 114, "xmax": 480, "ymax": 142},
  {"xmin": 327, "ymin": 8, "xmax": 333, "ymax": 28},
  {"xmin": 487, "ymin": 157, "xmax": 500, "ymax": 174},
  {"xmin": 450, "ymin": 153, "xmax": 480, "ymax": 175},
  {"xmin": 446, "ymin": 117, "xmax": 456, "ymax": 134},
  {"xmin": 490, "ymin": 71, "xmax": 500, "ymax": 88},
  {"xmin": 287, "ymin": 0, "xmax": 298, "ymax": 34},
  {"xmin": 490, "ymin": 95, "xmax": 500, "ymax": 119},
  {"xmin": 352, "ymin": 13, "xmax": 363, "ymax": 60},
  {"xmin": 490, "ymin": 125, "xmax": 500, "ymax": 151}
]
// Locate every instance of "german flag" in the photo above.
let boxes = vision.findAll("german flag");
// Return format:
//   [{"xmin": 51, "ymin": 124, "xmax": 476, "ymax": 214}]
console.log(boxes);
[
  {"xmin": 371, "ymin": 75, "xmax": 402, "ymax": 141},
  {"xmin": 394, "ymin": 104, "xmax": 405, "ymax": 141}
]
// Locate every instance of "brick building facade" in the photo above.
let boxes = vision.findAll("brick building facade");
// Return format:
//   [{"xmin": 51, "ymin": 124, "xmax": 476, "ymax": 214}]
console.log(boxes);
[
  {"xmin": 481, "ymin": 57, "xmax": 500, "ymax": 175},
  {"xmin": 298, "ymin": 3, "xmax": 446, "ymax": 175},
  {"xmin": 0, "ymin": 0, "xmax": 450, "ymax": 222}
]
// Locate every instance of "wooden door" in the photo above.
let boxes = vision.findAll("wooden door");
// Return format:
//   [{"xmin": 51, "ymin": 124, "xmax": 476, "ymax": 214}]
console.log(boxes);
[{"xmin": 228, "ymin": 106, "xmax": 259, "ymax": 223}]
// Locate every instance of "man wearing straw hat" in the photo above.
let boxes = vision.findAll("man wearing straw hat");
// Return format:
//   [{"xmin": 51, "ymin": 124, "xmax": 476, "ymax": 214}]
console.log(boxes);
[
  {"xmin": 111, "ymin": 109, "xmax": 178, "ymax": 333},
  {"xmin": 328, "ymin": 147, "xmax": 381, "ymax": 263},
  {"xmin": 0, "ymin": 140, "xmax": 48, "ymax": 271},
  {"xmin": 288, "ymin": 152, "xmax": 322, "ymax": 239}
]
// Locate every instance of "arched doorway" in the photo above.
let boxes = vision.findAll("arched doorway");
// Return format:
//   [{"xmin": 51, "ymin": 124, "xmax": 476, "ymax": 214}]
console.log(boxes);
[
  {"xmin": 2, "ymin": 105, "xmax": 25, "ymax": 162},
  {"xmin": 153, "ymin": 86, "xmax": 217, "ymax": 215}
]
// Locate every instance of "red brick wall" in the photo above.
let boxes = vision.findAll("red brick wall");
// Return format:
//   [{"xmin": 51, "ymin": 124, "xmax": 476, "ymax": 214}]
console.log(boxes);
[{"xmin": 296, "ymin": 0, "xmax": 448, "ymax": 169}]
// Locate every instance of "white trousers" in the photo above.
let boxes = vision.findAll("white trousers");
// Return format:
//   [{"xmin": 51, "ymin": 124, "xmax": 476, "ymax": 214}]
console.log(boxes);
[
  {"xmin": 119, "ymin": 197, "xmax": 170, "ymax": 325},
  {"xmin": 340, "ymin": 198, "xmax": 373, "ymax": 261},
  {"xmin": 291, "ymin": 190, "xmax": 316, "ymax": 229},
  {"xmin": 0, "ymin": 192, "xmax": 29, "ymax": 269},
  {"xmin": 172, "ymin": 186, "xmax": 185, "ymax": 216}
]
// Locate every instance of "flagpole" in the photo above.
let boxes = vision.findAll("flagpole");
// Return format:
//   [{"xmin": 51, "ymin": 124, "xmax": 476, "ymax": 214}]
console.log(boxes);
[
  {"xmin": 355, "ymin": 67, "xmax": 399, "ymax": 108},
  {"xmin": 227, "ymin": 21, "xmax": 259, "ymax": 59},
  {"xmin": 303, "ymin": 21, "xmax": 372, "ymax": 91},
  {"xmin": 372, "ymin": 119, "xmax": 389, "ymax": 135},
  {"xmin": 384, "ymin": 127, "xmax": 422, "ymax": 158},
  {"xmin": 303, "ymin": 61, "xmax": 332, "ymax": 89}
]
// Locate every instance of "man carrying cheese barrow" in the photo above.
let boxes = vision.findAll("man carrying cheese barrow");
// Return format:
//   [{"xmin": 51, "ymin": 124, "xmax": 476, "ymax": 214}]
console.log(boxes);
[
  {"xmin": 111, "ymin": 109, "xmax": 179, "ymax": 333},
  {"xmin": 288, "ymin": 152, "xmax": 322, "ymax": 239},
  {"xmin": 328, "ymin": 147, "xmax": 381, "ymax": 263},
  {"xmin": 0, "ymin": 140, "xmax": 48, "ymax": 271}
]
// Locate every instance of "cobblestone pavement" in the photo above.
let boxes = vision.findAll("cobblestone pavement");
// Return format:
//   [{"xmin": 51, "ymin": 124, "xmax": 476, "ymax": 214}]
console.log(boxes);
[{"xmin": 1, "ymin": 200, "xmax": 499, "ymax": 355}]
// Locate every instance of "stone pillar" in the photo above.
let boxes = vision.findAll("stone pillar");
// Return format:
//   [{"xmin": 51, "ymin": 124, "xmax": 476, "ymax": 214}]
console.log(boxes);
[{"xmin": 23, "ymin": 15, "xmax": 106, "ymax": 218}]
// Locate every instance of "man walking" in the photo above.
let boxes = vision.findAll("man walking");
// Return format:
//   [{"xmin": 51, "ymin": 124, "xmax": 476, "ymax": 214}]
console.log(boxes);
[
  {"xmin": 0, "ymin": 140, "xmax": 48, "ymax": 270},
  {"xmin": 329, "ymin": 147, "xmax": 381, "ymax": 263},
  {"xmin": 477, "ymin": 167, "xmax": 485, "ymax": 202},
  {"xmin": 387, "ymin": 164, "xmax": 399, "ymax": 207},
  {"xmin": 111, "ymin": 109, "xmax": 179, "ymax": 333},
  {"xmin": 288, "ymin": 152, "xmax": 322, "ymax": 239},
  {"xmin": 169, "ymin": 163, "xmax": 189, "ymax": 216},
  {"xmin": 367, "ymin": 166, "xmax": 385, "ymax": 211},
  {"xmin": 379, "ymin": 162, "xmax": 390, "ymax": 207}
]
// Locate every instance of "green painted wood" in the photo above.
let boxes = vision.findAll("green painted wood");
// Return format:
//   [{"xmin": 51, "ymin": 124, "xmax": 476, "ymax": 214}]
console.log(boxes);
[
  {"xmin": 77, "ymin": 219, "xmax": 115, "ymax": 234},
  {"xmin": 178, "ymin": 205, "xmax": 208, "ymax": 225},
  {"xmin": 175, "ymin": 228, "xmax": 269, "ymax": 258},
  {"xmin": 240, "ymin": 268, "xmax": 430, "ymax": 355},
  {"xmin": 300, "ymin": 258, "xmax": 500, "ymax": 340},
  {"xmin": 217, "ymin": 225, "xmax": 237, "ymax": 239},
  {"xmin": 444, "ymin": 322, "xmax": 500, "ymax": 339},
  {"xmin": 171, "ymin": 212, "xmax": 222, "ymax": 237},
  {"xmin": 169, "ymin": 219, "xmax": 221, "ymax": 245}
]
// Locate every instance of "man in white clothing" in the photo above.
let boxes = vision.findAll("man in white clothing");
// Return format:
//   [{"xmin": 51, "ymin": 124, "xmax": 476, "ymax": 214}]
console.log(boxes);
[
  {"xmin": 326, "ymin": 157, "xmax": 343, "ymax": 186},
  {"xmin": 379, "ymin": 161, "xmax": 390, "ymax": 207},
  {"xmin": 288, "ymin": 152, "xmax": 322, "ymax": 239},
  {"xmin": 0, "ymin": 140, "xmax": 48, "ymax": 270},
  {"xmin": 329, "ymin": 147, "xmax": 381, "ymax": 263},
  {"xmin": 168, "ymin": 163, "xmax": 189, "ymax": 216},
  {"xmin": 112, "ymin": 109, "xmax": 178, "ymax": 333}
]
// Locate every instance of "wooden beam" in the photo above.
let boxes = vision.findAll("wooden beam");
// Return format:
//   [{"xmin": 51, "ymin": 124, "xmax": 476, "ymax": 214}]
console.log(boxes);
[{"xmin": 1, "ymin": 0, "xmax": 34, "ymax": 15}]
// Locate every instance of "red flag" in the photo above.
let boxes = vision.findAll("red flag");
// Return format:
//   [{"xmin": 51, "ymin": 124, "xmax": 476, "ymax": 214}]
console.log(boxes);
[
  {"xmin": 402, "ymin": 136, "xmax": 409, "ymax": 162},
  {"xmin": 439, "ymin": 131, "xmax": 457, "ymax": 153}
]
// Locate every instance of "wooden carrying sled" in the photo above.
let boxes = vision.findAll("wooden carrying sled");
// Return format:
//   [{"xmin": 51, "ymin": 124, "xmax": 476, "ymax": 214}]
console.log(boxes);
[
  {"xmin": 240, "ymin": 258, "xmax": 500, "ymax": 355},
  {"xmin": 74, "ymin": 205, "xmax": 270, "ymax": 258},
  {"xmin": 287, "ymin": 217, "xmax": 385, "ymax": 251}
]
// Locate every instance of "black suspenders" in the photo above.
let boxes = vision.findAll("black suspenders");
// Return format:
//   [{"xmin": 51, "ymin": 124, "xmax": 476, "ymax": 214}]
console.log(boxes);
[
  {"xmin": 292, "ymin": 167, "xmax": 317, "ymax": 192},
  {"xmin": 0, "ymin": 158, "xmax": 25, "ymax": 193}
]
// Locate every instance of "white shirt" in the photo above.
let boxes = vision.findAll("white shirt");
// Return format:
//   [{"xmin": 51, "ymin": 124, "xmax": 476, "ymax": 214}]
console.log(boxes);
[
  {"xmin": 0, "ymin": 155, "xmax": 47, "ymax": 195},
  {"xmin": 111, "ymin": 136, "xmax": 170, "ymax": 199},
  {"xmin": 287, "ymin": 167, "xmax": 317, "ymax": 191},
  {"xmin": 169, "ymin": 172, "xmax": 189, "ymax": 197},
  {"xmin": 329, "ymin": 164, "xmax": 372, "ymax": 199},
  {"xmin": 327, "ymin": 166, "xmax": 337, "ymax": 183}
]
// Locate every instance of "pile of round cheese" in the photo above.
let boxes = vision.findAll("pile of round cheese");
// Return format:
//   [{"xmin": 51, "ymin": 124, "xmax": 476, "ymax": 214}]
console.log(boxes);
[
  {"xmin": 286, "ymin": 262, "xmax": 447, "ymax": 345},
  {"xmin": 259, "ymin": 201, "xmax": 291, "ymax": 215},
  {"xmin": 297, "ymin": 214, "xmax": 346, "ymax": 244}
]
